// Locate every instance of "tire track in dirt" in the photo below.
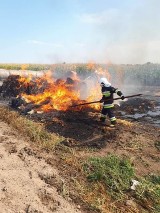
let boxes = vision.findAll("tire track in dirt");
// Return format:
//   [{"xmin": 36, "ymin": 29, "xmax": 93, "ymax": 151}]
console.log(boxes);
[{"xmin": 0, "ymin": 121, "xmax": 82, "ymax": 213}]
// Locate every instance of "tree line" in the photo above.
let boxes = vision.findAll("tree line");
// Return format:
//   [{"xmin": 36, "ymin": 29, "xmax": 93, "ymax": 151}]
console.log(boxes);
[{"xmin": 0, "ymin": 63, "xmax": 159, "ymax": 86}]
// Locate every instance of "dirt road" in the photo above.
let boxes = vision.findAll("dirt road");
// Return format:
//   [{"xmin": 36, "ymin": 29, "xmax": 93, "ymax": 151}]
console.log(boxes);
[{"xmin": 0, "ymin": 121, "xmax": 82, "ymax": 213}]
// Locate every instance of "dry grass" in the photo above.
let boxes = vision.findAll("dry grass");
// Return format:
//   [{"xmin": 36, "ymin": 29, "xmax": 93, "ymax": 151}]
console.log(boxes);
[
  {"xmin": 0, "ymin": 106, "xmax": 63, "ymax": 149},
  {"xmin": 117, "ymin": 119, "xmax": 133, "ymax": 127},
  {"xmin": 59, "ymin": 148, "xmax": 132, "ymax": 213},
  {"xmin": 61, "ymin": 151, "xmax": 112, "ymax": 213}
]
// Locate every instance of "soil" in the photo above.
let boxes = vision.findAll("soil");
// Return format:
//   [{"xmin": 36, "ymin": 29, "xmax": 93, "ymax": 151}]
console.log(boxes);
[{"xmin": 0, "ymin": 121, "xmax": 83, "ymax": 213}]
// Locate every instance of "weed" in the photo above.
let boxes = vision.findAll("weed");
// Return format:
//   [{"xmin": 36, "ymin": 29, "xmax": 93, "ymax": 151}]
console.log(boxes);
[
  {"xmin": 134, "ymin": 174, "xmax": 160, "ymax": 212},
  {"xmin": 83, "ymin": 154, "xmax": 135, "ymax": 199},
  {"xmin": 83, "ymin": 155, "xmax": 160, "ymax": 211},
  {"xmin": 148, "ymin": 174, "xmax": 160, "ymax": 185}
]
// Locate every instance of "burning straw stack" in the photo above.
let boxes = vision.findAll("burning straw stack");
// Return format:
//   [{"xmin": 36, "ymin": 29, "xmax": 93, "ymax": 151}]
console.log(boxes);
[{"xmin": 0, "ymin": 73, "xmax": 90, "ymax": 114}]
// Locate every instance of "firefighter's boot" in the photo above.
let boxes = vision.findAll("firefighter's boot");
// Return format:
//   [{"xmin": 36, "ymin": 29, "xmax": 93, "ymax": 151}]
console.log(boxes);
[{"xmin": 110, "ymin": 120, "xmax": 116, "ymax": 127}]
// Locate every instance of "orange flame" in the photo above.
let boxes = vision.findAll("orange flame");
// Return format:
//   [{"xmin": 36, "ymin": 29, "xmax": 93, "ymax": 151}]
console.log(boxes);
[
  {"xmin": 22, "ymin": 82, "xmax": 80, "ymax": 111},
  {"xmin": 17, "ymin": 68, "xmax": 107, "ymax": 112},
  {"xmin": 20, "ymin": 71, "xmax": 80, "ymax": 111}
]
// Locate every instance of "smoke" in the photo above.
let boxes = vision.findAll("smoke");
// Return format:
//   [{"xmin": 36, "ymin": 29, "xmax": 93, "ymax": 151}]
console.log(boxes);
[
  {"xmin": 50, "ymin": 62, "xmax": 146, "ymax": 102},
  {"xmin": 51, "ymin": 67, "xmax": 102, "ymax": 100},
  {"xmin": 40, "ymin": 1, "xmax": 160, "ymax": 65},
  {"xmin": 80, "ymin": 0, "xmax": 160, "ymax": 64},
  {"xmin": 106, "ymin": 64, "xmax": 148, "ymax": 98}
]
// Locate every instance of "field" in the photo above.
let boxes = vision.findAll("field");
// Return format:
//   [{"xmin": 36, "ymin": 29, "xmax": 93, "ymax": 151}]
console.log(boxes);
[
  {"xmin": 0, "ymin": 62, "xmax": 160, "ymax": 86},
  {"xmin": 0, "ymin": 64, "xmax": 160, "ymax": 213}
]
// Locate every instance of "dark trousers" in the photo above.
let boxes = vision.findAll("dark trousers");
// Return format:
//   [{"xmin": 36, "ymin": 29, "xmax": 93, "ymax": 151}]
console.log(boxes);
[{"xmin": 100, "ymin": 107, "xmax": 116, "ymax": 124}]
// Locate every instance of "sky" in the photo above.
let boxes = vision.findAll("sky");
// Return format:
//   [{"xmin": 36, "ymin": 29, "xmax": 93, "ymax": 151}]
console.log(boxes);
[{"xmin": 0, "ymin": 0, "xmax": 160, "ymax": 64}]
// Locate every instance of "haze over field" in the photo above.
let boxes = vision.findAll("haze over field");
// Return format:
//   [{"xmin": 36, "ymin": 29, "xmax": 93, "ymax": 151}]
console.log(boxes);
[{"xmin": 0, "ymin": 0, "xmax": 160, "ymax": 64}]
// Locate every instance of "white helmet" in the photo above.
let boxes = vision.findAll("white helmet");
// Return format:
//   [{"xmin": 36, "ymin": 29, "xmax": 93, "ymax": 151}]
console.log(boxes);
[{"xmin": 99, "ymin": 77, "xmax": 111, "ymax": 87}]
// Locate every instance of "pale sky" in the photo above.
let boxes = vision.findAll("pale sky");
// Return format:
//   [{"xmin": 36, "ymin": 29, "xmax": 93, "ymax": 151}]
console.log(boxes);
[{"xmin": 0, "ymin": 0, "xmax": 160, "ymax": 64}]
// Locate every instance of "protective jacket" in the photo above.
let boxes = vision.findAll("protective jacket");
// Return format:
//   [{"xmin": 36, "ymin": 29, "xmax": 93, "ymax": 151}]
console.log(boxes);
[{"xmin": 101, "ymin": 86, "xmax": 123, "ymax": 108}]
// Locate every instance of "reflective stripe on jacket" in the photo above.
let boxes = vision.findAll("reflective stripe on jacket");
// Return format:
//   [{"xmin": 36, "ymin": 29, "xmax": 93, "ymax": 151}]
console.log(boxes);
[
  {"xmin": 101, "ymin": 86, "xmax": 123, "ymax": 105},
  {"xmin": 103, "ymin": 104, "xmax": 114, "ymax": 108}
]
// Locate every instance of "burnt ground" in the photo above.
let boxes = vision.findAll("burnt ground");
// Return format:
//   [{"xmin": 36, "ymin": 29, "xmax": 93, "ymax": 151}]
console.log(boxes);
[
  {"xmin": 27, "ymin": 110, "xmax": 114, "ymax": 148},
  {"xmin": 20, "ymin": 93, "xmax": 159, "ymax": 149}
]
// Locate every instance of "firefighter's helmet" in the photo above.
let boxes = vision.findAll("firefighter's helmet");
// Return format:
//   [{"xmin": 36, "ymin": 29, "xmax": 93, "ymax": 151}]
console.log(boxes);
[{"xmin": 99, "ymin": 77, "xmax": 111, "ymax": 87}]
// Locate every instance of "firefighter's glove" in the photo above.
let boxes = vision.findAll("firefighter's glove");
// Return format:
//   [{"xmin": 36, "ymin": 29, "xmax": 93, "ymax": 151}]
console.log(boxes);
[
  {"xmin": 100, "ymin": 99, "xmax": 104, "ymax": 103},
  {"xmin": 121, "ymin": 95, "xmax": 125, "ymax": 100}
]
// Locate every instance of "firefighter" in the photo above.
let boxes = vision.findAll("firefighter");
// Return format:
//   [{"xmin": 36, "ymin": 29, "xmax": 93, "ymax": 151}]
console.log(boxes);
[{"xmin": 99, "ymin": 77, "xmax": 125, "ymax": 127}]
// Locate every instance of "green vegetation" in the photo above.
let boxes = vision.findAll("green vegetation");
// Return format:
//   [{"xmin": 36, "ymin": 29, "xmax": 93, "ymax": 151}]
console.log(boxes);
[
  {"xmin": 120, "ymin": 63, "xmax": 160, "ymax": 86},
  {"xmin": 135, "ymin": 174, "xmax": 160, "ymax": 212},
  {"xmin": 84, "ymin": 154, "xmax": 135, "ymax": 199},
  {"xmin": 83, "ymin": 155, "xmax": 160, "ymax": 212}
]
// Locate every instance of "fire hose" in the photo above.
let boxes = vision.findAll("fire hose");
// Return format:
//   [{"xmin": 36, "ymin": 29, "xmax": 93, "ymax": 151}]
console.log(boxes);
[{"xmin": 71, "ymin": 94, "xmax": 142, "ymax": 107}]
